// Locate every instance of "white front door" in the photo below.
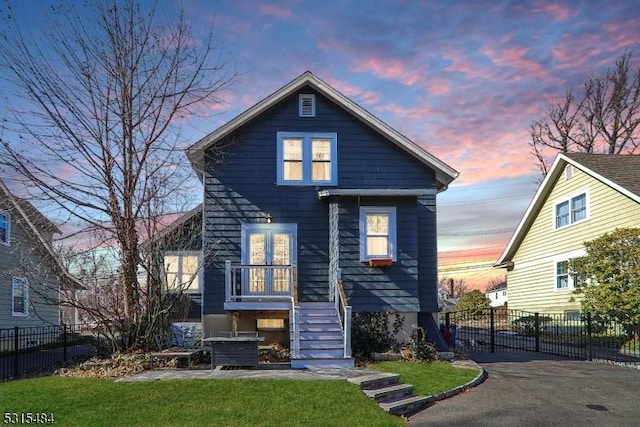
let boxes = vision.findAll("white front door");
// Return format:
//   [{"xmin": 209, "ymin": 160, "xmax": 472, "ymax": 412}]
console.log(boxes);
[{"xmin": 241, "ymin": 224, "xmax": 297, "ymax": 296}]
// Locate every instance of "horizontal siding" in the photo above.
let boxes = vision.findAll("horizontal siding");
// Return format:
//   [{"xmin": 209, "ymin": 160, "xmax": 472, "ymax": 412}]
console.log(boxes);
[
  {"xmin": 508, "ymin": 262, "xmax": 582, "ymax": 313},
  {"xmin": 338, "ymin": 197, "xmax": 420, "ymax": 312},
  {"xmin": 509, "ymin": 167, "xmax": 640, "ymax": 313},
  {"xmin": 203, "ymin": 86, "xmax": 439, "ymax": 314},
  {"xmin": 0, "ymin": 193, "xmax": 59, "ymax": 328}
]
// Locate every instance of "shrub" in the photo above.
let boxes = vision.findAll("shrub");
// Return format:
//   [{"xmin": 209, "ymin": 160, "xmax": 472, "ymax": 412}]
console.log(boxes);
[
  {"xmin": 400, "ymin": 327, "xmax": 440, "ymax": 362},
  {"xmin": 511, "ymin": 315, "xmax": 552, "ymax": 336},
  {"xmin": 351, "ymin": 312, "xmax": 395, "ymax": 362}
]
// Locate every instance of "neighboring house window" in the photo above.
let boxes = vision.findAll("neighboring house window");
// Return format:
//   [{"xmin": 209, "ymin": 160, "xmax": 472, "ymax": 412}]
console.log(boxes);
[
  {"xmin": 0, "ymin": 211, "xmax": 9, "ymax": 245},
  {"xmin": 276, "ymin": 132, "xmax": 337, "ymax": 185},
  {"xmin": 359, "ymin": 207, "xmax": 397, "ymax": 261},
  {"xmin": 163, "ymin": 252, "xmax": 202, "ymax": 293},
  {"xmin": 565, "ymin": 310, "xmax": 580, "ymax": 321},
  {"xmin": 555, "ymin": 192, "xmax": 587, "ymax": 229},
  {"xmin": 571, "ymin": 194, "xmax": 586, "ymax": 223},
  {"xmin": 12, "ymin": 277, "xmax": 29, "ymax": 316},
  {"xmin": 555, "ymin": 259, "xmax": 584, "ymax": 290},
  {"xmin": 556, "ymin": 261, "xmax": 569, "ymax": 289}
]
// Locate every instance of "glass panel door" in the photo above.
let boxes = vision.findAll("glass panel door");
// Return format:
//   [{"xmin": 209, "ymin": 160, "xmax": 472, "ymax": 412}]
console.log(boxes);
[
  {"xmin": 248, "ymin": 233, "xmax": 266, "ymax": 293},
  {"xmin": 242, "ymin": 224, "xmax": 296, "ymax": 297}
]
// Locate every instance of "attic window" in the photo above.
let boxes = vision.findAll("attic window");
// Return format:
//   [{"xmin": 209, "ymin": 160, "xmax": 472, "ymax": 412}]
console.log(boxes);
[{"xmin": 299, "ymin": 94, "xmax": 315, "ymax": 117}]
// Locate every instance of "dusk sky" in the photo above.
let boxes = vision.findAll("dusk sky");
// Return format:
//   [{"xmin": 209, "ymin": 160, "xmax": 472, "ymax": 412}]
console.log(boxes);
[{"xmin": 4, "ymin": 1, "xmax": 640, "ymax": 288}]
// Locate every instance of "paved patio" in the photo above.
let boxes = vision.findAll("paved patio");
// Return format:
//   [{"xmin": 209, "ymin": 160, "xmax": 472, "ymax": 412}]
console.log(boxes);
[{"xmin": 117, "ymin": 365, "xmax": 374, "ymax": 382}]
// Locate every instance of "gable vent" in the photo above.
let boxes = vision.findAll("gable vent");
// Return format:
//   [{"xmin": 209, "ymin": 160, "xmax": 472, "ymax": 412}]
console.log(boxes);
[{"xmin": 299, "ymin": 94, "xmax": 316, "ymax": 117}]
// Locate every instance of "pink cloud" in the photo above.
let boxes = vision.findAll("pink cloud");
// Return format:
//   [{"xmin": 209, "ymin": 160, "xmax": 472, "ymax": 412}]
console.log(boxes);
[
  {"xmin": 427, "ymin": 77, "xmax": 451, "ymax": 95},
  {"xmin": 351, "ymin": 57, "xmax": 423, "ymax": 86},
  {"xmin": 258, "ymin": 4, "xmax": 292, "ymax": 19},
  {"xmin": 536, "ymin": 2, "xmax": 575, "ymax": 21},
  {"xmin": 482, "ymin": 45, "xmax": 549, "ymax": 82},
  {"xmin": 325, "ymin": 78, "xmax": 381, "ymax": 106}
]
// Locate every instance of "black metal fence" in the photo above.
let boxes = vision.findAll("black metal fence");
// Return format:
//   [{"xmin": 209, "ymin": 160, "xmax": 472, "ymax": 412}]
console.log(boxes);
[
  {"xmin": 0, "ymin": 324, "xmax": 97, "ymax": 381},
  {"xmin": 445, "ymin": 308, "xmax": 640, "ymax": 366}
]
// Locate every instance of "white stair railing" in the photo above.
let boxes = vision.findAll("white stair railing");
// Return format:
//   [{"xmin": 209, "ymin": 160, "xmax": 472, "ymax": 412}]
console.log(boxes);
[
  {"xmin": 334, "ymin": 269, "xmax": 352, "ymax": 358},
  {"xmin": 291, "ymin": 268, "xmax": 300, "ymax": 359}
]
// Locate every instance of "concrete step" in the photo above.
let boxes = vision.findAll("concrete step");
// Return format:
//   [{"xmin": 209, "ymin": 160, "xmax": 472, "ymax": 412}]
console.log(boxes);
[
  {"xmin": 291, "ymin": 357, "xmax": 355, "ymax": 369},
  {"xmin": 298, "ymin": 302, "xmax": 334, "ymax": 309},
  {"xmin": 363, "ymin": 383, "xmax": 414, "ymax": 402},
  {"xmin": 348, "ymin": 372, "xmax": 400, "ymax": 390},
  {"xmin": 298, "ymin": 317, "xmax": 340, "ymax": 324},
  {"xmin": 299, "ymin": 340, "xmax": 344, "ymax": 350},
  {"xmin": 299, "ymin": 331, "xmax": 343, "ymax": 341},
  {"xmin": 299, "ymin": 309, "xmax": 337, "ymax": 317},
  {"xmin": 379, "ymin": 395, "xmax": 430, "ymax": 417},
  {"xmin": 298, "ymin": 324, "xmax": 342, "ymax": 333},
  {"xmin": 299, "ymin": 349, "xmax": 345, "ymax": 359}
]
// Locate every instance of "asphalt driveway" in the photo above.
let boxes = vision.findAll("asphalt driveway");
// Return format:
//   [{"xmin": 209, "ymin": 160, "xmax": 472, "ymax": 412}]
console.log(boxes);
[{"xmin": 408, "ymin": 351, "xmax": 640, "ymax": 427}]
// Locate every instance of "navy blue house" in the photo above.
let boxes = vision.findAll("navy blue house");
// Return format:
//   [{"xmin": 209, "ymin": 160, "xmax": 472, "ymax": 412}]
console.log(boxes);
[{"xmin": 186, "ymin": 72, "xmax": 458, "ymax": 368}]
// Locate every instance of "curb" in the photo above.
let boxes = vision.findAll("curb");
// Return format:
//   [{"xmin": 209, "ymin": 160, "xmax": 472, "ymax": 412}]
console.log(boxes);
[{"xmin": 416, "ymin": 360, "xmax": 487, "ymax": 409}]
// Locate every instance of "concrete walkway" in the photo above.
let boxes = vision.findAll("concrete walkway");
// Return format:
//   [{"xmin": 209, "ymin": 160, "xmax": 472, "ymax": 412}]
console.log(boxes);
[{"xmin": 118, "ymin": 365, "xmax": 371, "ymax": 382}]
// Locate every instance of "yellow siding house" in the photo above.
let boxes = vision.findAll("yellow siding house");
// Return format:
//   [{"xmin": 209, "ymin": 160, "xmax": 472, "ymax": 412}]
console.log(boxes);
[{"xmin": 494, "ymin": 153, "xmax": 640, "ymax": 316}]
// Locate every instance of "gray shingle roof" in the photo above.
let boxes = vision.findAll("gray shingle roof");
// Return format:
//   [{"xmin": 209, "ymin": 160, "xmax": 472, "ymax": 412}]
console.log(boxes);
[{"xmin": 564, "ymin": 153, "xmax": 640, "ymax": 197}]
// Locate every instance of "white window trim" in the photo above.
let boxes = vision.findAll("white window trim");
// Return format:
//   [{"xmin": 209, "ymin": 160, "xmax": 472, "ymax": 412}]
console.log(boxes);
[
  {"xmin": 276, "ymin": 132, "xmax": 338, "ymax": 186},
  {"xmin": 359, "ymin": 206, "xmax": 397, "ymax": 262},
  {"xmin": 12, "ymin": 277, "xmax": 29, "ymax": 317},
  {"xmin": 163, "ymin": 251, "xmax": 203, "ymax": 294},
  {"xmin": 553, "ymin": 190, "xmax": 589, "ymax": 230},
  {"xmin": 553, "ymin": 250, "xmax": 586, "ymax": 292},
  {"xmin": 0, "ymin": 211, "xmax": 10, "ymax": 246}
]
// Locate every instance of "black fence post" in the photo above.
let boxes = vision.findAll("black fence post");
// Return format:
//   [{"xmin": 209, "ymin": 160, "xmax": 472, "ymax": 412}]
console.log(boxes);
[
  {"xmin": 445, "ymin": 312, "xmax": 450, "ymax": 327},
  {"xmin": 534, "ymin": 313, "xmax": 540, "ymax": 353},
  {"xmin": 490, "ymin": 308, "xmax": 495, "ymax": 353},
  {"xmin": 13, "ymin": 326, "xmax": 19, "ymax": 379},
  {"xmin": 586, "ymin": 312, "xmax": 592, "ymax": 361},
  {"xmin": 63, "ymin": 324, "xmax": 68, "ymax": 362}
]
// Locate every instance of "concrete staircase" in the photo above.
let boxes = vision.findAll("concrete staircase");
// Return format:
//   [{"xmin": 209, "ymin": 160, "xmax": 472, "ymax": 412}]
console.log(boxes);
[
  {"xmin": 290, "ymin": 302, "xmax": 354, "ymax": 369},
  {"xmin": 348, "ymin": 372, "xmax": 430, "ymax": 417}
]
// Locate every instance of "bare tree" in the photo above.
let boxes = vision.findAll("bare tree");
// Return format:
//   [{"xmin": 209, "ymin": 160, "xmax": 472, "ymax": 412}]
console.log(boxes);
[
  {"xmin": 438, "ymin": 277, "xmax": 467, "ymax": 300},
  {"xmin": 0, "ymin": 0, "xmax": 235, "ymax": 350},
  {"xmin": 530, "ymin": 51, "xmax": 640, "ymax": 176},
  {"xmin": 484, "ymin": 276, "xmax": 506, "ymax": 292}
]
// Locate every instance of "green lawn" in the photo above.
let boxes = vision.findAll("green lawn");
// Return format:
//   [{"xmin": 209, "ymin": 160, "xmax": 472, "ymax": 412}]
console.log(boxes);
[
  {"xmin": 369, "ymin": 361, "xmax": 480, "ymax": 396},
  {"xmin": 1, "ymin": 377, "xmax": 399, "ymax": 427},
  {"xmin": 0, "ymin": 362, "xmax": 478, "ymax": 426}
]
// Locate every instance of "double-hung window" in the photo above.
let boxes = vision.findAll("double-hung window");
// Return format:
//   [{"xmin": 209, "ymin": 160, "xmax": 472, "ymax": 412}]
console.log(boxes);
[
  {"xmin": 556, "ymin": 261, "xmax": 569, "ymax": 289},
  {"xmin": 555, "ymin": 258, "xmax": 584, "ymax": 290},
  {"xmin": 277, "ymin": 132, "xmax": 337, "ymax": 185},
  {"xmin": 555, "ymin": 192, "xmax": 587, "ymax": 229},
  {"xmin": 163, "ymin": 252, "xmax": 202, "ymax": 293},
  {"xmin": 0, "ymin": 211, "xmax": 9, "ymax": 245},
  {"xmin": 12, "ymin": 277, "xmax": 29, "ymax": 316},
  {"xmin": 359, "ymin": 207, "xmax": 397, "ymax": 261}
]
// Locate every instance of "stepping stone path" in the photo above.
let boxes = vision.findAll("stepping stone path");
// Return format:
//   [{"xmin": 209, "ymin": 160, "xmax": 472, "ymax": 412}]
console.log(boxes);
[{"xmin": 348, "ymin": 372, "xmax": 430, "ymax": 417}]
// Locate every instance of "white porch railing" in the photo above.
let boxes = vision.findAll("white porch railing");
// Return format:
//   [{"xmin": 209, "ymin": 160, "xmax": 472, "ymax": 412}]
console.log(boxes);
[
  {"xmin": 334, "ymin": 269, "xmax": 352, "ymax": 358},
  {"xmin": 225, "ymin": 261, "xmax": 296, "ymax": 302}
]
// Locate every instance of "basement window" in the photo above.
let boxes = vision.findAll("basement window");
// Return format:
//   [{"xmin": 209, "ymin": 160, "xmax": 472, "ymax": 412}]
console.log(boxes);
[{"xmin": 257, "ymin": 319, "xmax": 286, "ymax": 331}]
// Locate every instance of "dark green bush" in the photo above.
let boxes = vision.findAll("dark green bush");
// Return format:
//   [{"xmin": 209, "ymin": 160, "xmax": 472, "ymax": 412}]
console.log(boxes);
[
  {"xmin": 511, "ymin": 315, "xmax": 552, "ymax": 336},
  {"xmin": 351, "ymin": 312, "xmax": 395, "ymax": 362}
]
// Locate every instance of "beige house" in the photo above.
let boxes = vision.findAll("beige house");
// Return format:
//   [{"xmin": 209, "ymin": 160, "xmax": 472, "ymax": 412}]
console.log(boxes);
[{"xmin": 494, "ymin": 153, "xmax": 640, "ymax": 316}]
